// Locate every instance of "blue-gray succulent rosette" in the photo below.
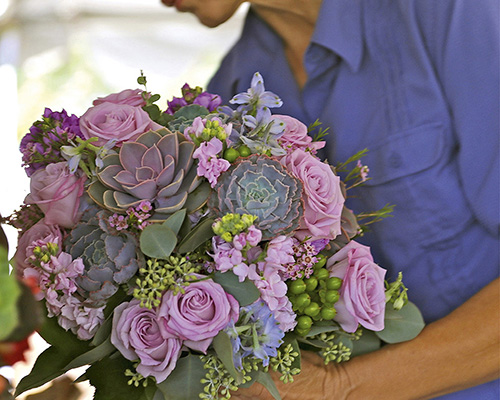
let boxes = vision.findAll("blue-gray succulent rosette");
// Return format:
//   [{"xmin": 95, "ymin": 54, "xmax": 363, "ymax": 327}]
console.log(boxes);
[{"xmin": 7, "ymin": 72, "xmax": 425, "ymax": 400}]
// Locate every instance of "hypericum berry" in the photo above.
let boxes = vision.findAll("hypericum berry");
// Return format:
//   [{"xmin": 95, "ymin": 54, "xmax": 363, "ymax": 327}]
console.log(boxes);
[
  {"xmin": 324, "ymin": 290, "xmax": 340, "ymax": 304},
  {"xmin": 238, "ymin": 145, "xmax": 251, "ymax": 157},
  {"xmin": 289, "ymin": 279, "xmax": 307, "ymax": 295},
  {"xmin": 326, "ymin": 277, "xmax": 342, "ymax": 290},
  {"xmin": 320, "ymin": 307, "xmax": 337, "ymax": 320},
  {"xmin": 223, "ymin": 148, "xmax": 240, "ymax": 163},
  {"xmin": 304, "ymin": 277, "xmax": 318, "ymax": 292},
  {"xmin": 296, "ymin": 315, "xmax": 313, "ymax": 330},
  {"xmin": 314, "ymin": 268, "xmax": 329, "ymax": 281},
  {"xmin": 304, "ymin": 302, "xmax": 320, "ymax": 317},
  {"xmin": 295, "ymin": 293, "xmax": 311, "ymax": 308}
]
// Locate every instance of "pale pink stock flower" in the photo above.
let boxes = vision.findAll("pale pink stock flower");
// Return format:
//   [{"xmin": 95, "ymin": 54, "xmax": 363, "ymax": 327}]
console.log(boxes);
[{"xmin": 193, "ymin": 137, "xmax": 230, "ymax": 187}]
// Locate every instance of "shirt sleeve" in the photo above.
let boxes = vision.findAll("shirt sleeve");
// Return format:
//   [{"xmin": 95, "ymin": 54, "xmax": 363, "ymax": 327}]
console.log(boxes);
[{"xmin": 419, "ymin": 0, "xmax": 499, "ymax": 236}]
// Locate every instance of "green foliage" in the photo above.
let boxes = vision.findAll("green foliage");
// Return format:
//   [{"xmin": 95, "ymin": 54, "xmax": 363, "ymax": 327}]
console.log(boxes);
[
  {"xmin": 0, "ymin": 245, "xmax": 21, "ymax": 340},
  {"xmin": 140, "ymin": 224, "xmax": 178, "ymax": 259},
  {"xmin": 157, "ymin": 354, "xmax": 206, "ymax": 400},
  {"xmin": 375, "ymin": 301, "xmax": 425, "ymax": 343},
  {"xmin": 212, "ymin": 331, "xmax": 244, "ymax": 384},
  {"xmin": 64, "ymin": 338, "xmax": 116, "ymax": 370},
  {"xmin": 87, "ymin": 356, "xmax": 150, "ymax": 400},
  {"xmin": 177, "ymin": 217, "xmax": 215, "ymax": 254},
  {"xmin": 212, "ymin": 272, "xmax": 260, "ymax": 307},
  {"xmin": 163, "ymin": 209, "xmax": 187, "ymax": 237},
  {"xmin": 255, "ymin": 371, "xmax": 282, "ymax": 400},
  {"xmin": 350, "ymin": 329, "xmax": 381, "ymax": 357}
]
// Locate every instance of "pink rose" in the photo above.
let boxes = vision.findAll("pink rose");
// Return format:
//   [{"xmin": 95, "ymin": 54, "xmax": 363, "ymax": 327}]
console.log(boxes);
[
  {"xmin": 274, "ymin": 115, "xmax": 325, "ymax": 154},
  {"xmin": 160, "ymin": 277, "xmax": 239, "ymax": 353},
  {"xmin": 111, "ymin": 299, "xmax": 182, "ymax": 383},
  {"xmin": 25, "ymin": 163, "xmax": 86, "ymax": 229},
  {"xmin": 92, "ymin": 89, "xmax": 148, "ymax": 107},
  {"xmin": 282, "ymin": 149, "xmax": 344, "ymax": 241},
  {"xmin": 79, "ymin": 102, "xmax": 161, "ymax": 146},
  {"xmin": 327, "ymin": 241, "xmax": 386, "ymax": 332},
  {"xmin": 14, "ymin": 219, "xmax": 63, "ymax": 273}
]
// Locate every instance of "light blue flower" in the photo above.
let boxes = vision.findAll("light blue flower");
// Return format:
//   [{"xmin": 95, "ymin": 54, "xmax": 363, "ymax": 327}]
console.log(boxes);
[{"xmin": 230, "ymin": 72, "xmax": 283, "ymax": 112}]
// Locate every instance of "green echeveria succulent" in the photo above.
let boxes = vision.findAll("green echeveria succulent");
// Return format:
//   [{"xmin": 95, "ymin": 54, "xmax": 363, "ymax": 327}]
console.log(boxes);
[
  {"xmin": 208, "ymin": 155, "xmax": 303, "ymax": 240},
  {"xmin": 65, "ymin": 206, "xmax": 144, "ymax": 307},
  {"xmin": 88, "ymin": 128, "xmax": 210, "ymax": 221}
]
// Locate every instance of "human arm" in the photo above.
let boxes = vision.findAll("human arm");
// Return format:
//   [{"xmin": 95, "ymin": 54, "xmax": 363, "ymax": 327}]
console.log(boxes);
[{"xmin": 232, "ymin": 277, "xmax": 500, "ymax": 399}]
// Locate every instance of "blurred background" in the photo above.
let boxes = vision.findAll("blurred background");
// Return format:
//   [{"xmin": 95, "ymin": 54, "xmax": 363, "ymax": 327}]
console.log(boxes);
[{"xmin": 0, "ymin": 0, "xmax": 246, "ymax": 398}]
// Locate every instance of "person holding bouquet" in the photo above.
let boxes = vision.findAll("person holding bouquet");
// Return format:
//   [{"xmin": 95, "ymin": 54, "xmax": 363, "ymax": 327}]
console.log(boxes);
[{"xmin": 160, "ymin": 0, "xmax": 499, "ymax": 399}]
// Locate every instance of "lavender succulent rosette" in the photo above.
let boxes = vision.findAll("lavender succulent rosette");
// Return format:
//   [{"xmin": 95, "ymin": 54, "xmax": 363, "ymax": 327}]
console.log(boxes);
[{"xmin": 8, "ymin": 72, "xmax": 424, "ymax": 400}]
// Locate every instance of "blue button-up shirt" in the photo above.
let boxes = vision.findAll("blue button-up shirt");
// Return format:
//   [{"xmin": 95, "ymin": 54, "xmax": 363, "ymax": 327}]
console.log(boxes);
[{"xmin": 208, "ymin": 1, "xmax": 499, "ymax": 398}]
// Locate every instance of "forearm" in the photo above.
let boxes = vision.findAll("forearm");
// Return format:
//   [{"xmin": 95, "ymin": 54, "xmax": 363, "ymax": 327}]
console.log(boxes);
[{"xmin": 341, "ymin": 277, "xmax": 500, "ymax": 400}]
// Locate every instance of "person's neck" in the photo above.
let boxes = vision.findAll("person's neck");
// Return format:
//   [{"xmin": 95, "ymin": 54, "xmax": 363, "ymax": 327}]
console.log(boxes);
[{"xmin": 252, "ymin": 1, "xmax": 322, "ymax": 89}]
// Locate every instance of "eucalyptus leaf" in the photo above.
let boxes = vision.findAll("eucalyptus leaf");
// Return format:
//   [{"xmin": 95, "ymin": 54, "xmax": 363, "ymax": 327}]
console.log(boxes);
[
  {"xmin": 64, "ymin": 338, "xmax": 116, "ymax": 370},
  {"xmin": 212, "ymin": 271, "xmax": 260, "ymax": 306},
  {"xmin": 92, "ymin": 316, "xmax": 112, "ymax": 347},
  {"xmin": 157, "ymin": 354, "xmax": 206, "ymax": 400},
  {"xmin": 305, "ymin": 320, "xmax": 341, "ymax": 337},
  {"xmin": 212, "ymin": 331, "xmax": 244, "ymax": 384},
  {"xmin": 140, "ymin": 224, "xmax": 177, "ymax": 259},
  {"xmin": 38, "ymin": 312, "xmax": 90, "ymax": 354},
  {"xmin": 376, "ymin": 301, "xmax": 425, "ymax": 343},
  {"xmin": 351, "ymin": 329, "xmax": 381, "ymax": 357},
  {"xmin": 256, "ymin": 371, "xmax": 282, "ymax": 400},
  {"xmin": 177, "ymin": 217, "xmax": 214, "ymax": 254},
  {"xmin": 162, "ymin": 209, "xmax": 186, "ymax": 236}
]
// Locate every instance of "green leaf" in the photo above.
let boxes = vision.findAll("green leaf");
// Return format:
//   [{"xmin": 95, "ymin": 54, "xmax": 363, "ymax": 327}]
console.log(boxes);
[
  {"xmin": 212, "ymin": 271, "xmax": 260, "ymax": 306},
  {"xmin": 140, "ymin": 224, "xmax": 178, "ymax": 259},
  {"xmin": 212, "ymin": 331, "xmax": 244, "ymax": 384},
  {"xmin": 162, "ymin": 209, "xmax": 186, "ymax": 236},
  {"xmin": 375, "ymin": 301, "xmax": 425, "ymax": 344},
  {"xmin": 351, "ymin": 329, "xmax": 381, "ymax": 358},
  {"xmin": 255, "ymin": 371, "xmax": 282, "ymax": 400},
  {"xmin": 64, "ymin": 338, "xmax": 116, "ymax": 370},
  {"xmin": 157, "ymin": 354, "xmax": 206, "ymax": 400},
  {"xmin": 38, "ymin": 312, "xmax": 90, "ymax": 354},
  {"xmin": 184, "ymin": 182, "xmax": 211, "ymax": 213},
  {"xmin": 177, "ymin": 217, "xmax": 214, "ymax": 254},
  {"xmin": 87, "ymin": 356, "xmax": 147, "ymax": 400},
  {"xmin": 15, "ymin": 346, "xmax": 73, "ymax": 397},
  {"xmin": 0, "ymin": 247, "xmax": 21, "ymax": 339},
  {"xmin": 144, "ymin": 104, "xmax": 162, "ymax": 121},
  {"xmin": 305, "ymin": 320, "xmax": 341, "ymax": 337},
  {"xmin": 172, "ymin": 104, "xmax": 208, "ymax": 120}
]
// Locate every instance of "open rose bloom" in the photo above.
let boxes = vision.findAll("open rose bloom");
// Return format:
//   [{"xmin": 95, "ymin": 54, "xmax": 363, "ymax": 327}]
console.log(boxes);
[{"xmin": 9, "ymin": 73, "xmax": 423, "ymax": 400}]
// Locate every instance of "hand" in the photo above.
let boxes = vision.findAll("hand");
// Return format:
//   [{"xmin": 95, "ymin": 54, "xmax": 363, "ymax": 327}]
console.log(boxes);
[{"xmin": 230, "ymin": 351, "xmax": 351, "ymax": 400}]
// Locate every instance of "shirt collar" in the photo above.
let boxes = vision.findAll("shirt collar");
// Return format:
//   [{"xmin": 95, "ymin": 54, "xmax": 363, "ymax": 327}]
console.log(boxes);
[{"xmin": 310, "ymin": 0, "xmax": 364, "ymax": 72}]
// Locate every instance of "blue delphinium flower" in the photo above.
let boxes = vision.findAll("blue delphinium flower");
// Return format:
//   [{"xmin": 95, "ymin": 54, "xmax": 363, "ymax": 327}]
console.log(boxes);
[
  {"xmin": 230, "ymin": 72, "xmax": 283, "ymax": 113},
  {"xmin": 226, "ymin": 300, "xmax": 285, "ymax": 369}
]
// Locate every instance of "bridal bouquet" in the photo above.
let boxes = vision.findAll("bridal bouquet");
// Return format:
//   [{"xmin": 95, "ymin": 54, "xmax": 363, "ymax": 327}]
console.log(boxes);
[{"xmin": 7, "ymin": 72, "xmax": 424, "ymax": 400}]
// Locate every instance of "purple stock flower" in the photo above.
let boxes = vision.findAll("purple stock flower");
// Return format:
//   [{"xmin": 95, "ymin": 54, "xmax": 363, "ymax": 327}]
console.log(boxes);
[{"xmin": 20, "ymin": 108, "xmax": 83, "ymax": 176}]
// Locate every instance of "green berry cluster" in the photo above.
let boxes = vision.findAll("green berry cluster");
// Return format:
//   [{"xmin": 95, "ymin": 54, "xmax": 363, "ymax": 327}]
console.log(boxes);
[
  {"xmin": 287, "ymin": 257, "xmax": 342, "ymax": 336},
  {"xmin": 133, "ymin": 256, "xmax": 202, "ymax": 309},
  {"xmin": 269, "ymin": 343, "xmax": 301, "ymax": 383},
  {"xmin": 199, "ymin": 354, "xmax": 255, "ymax": 400}
]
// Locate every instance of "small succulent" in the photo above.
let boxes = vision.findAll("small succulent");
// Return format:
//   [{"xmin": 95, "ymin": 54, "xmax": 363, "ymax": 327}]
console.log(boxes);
[
  {"xmin": 65, "ymin": 206, "xmax": 144, "ymax": 307},
  {"xmin": 88, "ymin": 128, "xmax": 210, "ymax": 222},
  {"xmin": 208, "ymin": 155, "xmax": 303, "ymax": 240}
]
